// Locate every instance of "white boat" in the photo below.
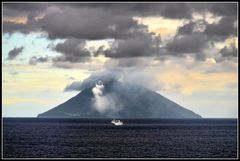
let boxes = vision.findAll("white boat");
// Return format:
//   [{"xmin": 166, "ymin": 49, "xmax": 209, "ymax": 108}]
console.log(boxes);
[{"xmin": 111, "ymin": 119, "xmax": 123, "ymax": 126}]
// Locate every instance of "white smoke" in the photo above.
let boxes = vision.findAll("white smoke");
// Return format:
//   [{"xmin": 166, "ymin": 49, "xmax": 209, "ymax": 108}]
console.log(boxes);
[
  {"xmin": 92, "ymin": 82, "xmax": 104, "ymax": 96},
  {"xmin": 92, "ymin": 81, "xmax": 110, "ymax": 113},
  {"xmin": 91, "ymin": 80, "xmax": 122, "ymax": 114}
]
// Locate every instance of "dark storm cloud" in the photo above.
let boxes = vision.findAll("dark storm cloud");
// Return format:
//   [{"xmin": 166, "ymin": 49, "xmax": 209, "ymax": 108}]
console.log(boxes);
[
  {"xmin": 3, "ymin": 3, "xmax": 237, "ymax": 65},
  {"xmin": 3, "ymin": 3, "xmax": 48, "ymax": 17},
  {"xmin": 38, "ymin": 8, "xmax": 145, "ymax": 40},
  {"xmin": 38, "ymin": 5, "xmax": 164, "ymax": 63},
  {"xmin": 3, "ymin": 2, "xmax": 191, "ymax": 19},
  {"xmin": 166, "ymin": 12, "xmax": 237, "ymax": 61},
  {"xmin": 3, "ymin": 3, "xmax": 47, "ymax": 12},
  {"xmin": 210, "ymin": 3, "xmax": 237, "ymax": 18},
  {"xmin": 214, "ymin": 45, "xmax": 237, "ymax": 63},
  {"xmin": 176, "ymin": 3, "xmax": 237, "ymax": 42},
  {"xmin": 118, "ymin": 3, "xmax": 192, "ymax": 19},
  {"xmin": 7, "ymin": 46, "xmax": 24, "ymax": 60},
  {"xmin": 29, "ymin": 56, "xmax": 49, "ymax": 65},
  {"xmin": 177, "ymin": 17, "xmax": 235, "ymax": 41},
  {"xmin": 177, "ymin": 20, "xmax": 207, "ymax": 35},
  {"xmin": 219, "ymin": 45, "xmax": 237, "ymax": 58},
  {"xmin": 56, "ymin": 3, "xmax": 192, "ymax": 19},
  {"xmin": 166, "ymin": 34, "xmax": 208, "ymax": 54},
  {"xmin": 53, "ymin": 38, "xmax": 91, "ymax": 63},
  {"xmin": 3, "ymin": 20, "xmax": 38, "ymax": 34},
  {"xmin": 3, "ymin": 3, "xmax": 237, "ymax": 31},
  {"xmin": 3, "ymin": 3, "xmax": 237, "ymax": 41},
  {"xmin": 188, "ymin": 3, "xmax": 237, "ymax": 18},
  {"xmin": 3, "ymin": 3, "xmax": 47, "ymax": 34},
  {"xmin": 204, "ymin": 16, "xmax": 237, "ymax": 41},
  {"xmin": 3, "ymin": 3, "xmax": 192, "ymax": 38},
  {"xmin": 101, "ymin": 32, "xmax": 161, "ymax": 58},
  {"xmin": 36, "ymin": 3, "xmax": 192, "ymax": 40},
  {"xmin": 3, "ymin": 21, "xmax": 29, "ymax": 34},
  {"xmin": 158, "ymin": 3, "xmax": 192, "ymax": 19},
  {"xmin": 3, "ymin": 13, "xmax": 39, "ymax": 34},
  {"xmin": 177, "ymin": 21, "xmax": 195, "ymax": 35}
]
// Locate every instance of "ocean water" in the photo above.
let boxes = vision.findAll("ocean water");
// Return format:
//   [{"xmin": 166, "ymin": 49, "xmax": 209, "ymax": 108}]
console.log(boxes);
[{"xmin": 3, "ymin": 118, "xmax": 238, "ymax": 158}]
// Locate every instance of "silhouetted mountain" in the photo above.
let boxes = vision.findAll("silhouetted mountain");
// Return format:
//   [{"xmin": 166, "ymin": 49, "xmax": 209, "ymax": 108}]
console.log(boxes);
[{"xmin": 38, "ymin": 77, "xmax": 201, "ymax": 118}]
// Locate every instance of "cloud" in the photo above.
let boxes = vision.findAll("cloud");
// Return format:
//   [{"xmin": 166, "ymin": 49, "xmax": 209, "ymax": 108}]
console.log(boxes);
[
  {"xmin": 220, "ymin": 45, "xmax": 237, "ymax": 58},
  {"xmin": 53, "ymin": 38, "xmax": 91, "ymax": 63},
  {"xmin": 3, "ymin": 3, "xmax": 192, "ymax": 38},
  {"xmin": 63, "ymin": 69, "xmax": 164, "ymax": 93},
  {"xmin": 29, "ymin": 56, "xmax": 49, "ymax": 65},
  {"xmin": 203, "ymin": 60, "xmax": 237, "ymax": 73},
  {"xmin": 3, "ymin": 14, "xmax": 41, "ymax": 35},
  {"xmin": 3, "ymin": 21, "xmax": 32, "ymax": 34},
  {"xmin": 7, "ymin": 46, "xmax": 24, "ymax": 60},
  {"xmin": 177, "ymin": 20, "xmax": 207, "ymax": 35},
  {"xmin": 215, "ymin": 45, "xmax": 238, "ymax": 63},
  {"xmin": 64, "ymin": 81, "xmax": 83, "ymax": 92},
  {"xmin": 189, "ymin": 3, "xmax": 237, "ymax": 18},
  {"xmin": 210, "ymin": 3, "xmax": 237, "ymax": 18},
  {"xmin": 51, "ymin": 30, "xmax": 162, "ymax": 64},
  {"xmin": 173, "ymin": 16, "xmax": 237, "ymax": 62},
  {"xmin": 64, "ymin": 71, "xmax": 120, "ymax": 92},
  {"xmin": 203, "ymin": 16, "xmax": 237, "ymax": 41},
  {"xmin": 166, "ymin": 33, "xmax": 208, "ymax": 55},
  {"xmin": 177, "ymin": 17, "xmax": 237, "ymax": 42},
  {"xmin": 158, "ymin": 3, "xmax": 192, "ymax": 19},
  {"xmin": 38, "ymin": 7, "xmax": 142, "ymax": 40},
  {"xmin": 3, "ymin": 4, "xmax": 45, "ymax": 34},
  {"xmin": 104, "ymin": 57, "xmax": 152, "ymax": 68},
  {"xmin": 54, "ymin": 3, "xmax": 192, "ymax": 19},
  {"xmin": 177, "ymin": 21, "xmax": 195, "ymax": 35},
  {"xmin": 101, "ymin": 32, "xmax": 161, "ymax": 58},
  {"xmin": 3, "ymin": 3, "xmax": 237, "ymax": 40},
  {"xmin": 3, "ymin": 3, "xmax": 48, "ymax": 17},
  {"xmin": 3, "ymin": 3, "xmax": 238, "ymax": 67}
]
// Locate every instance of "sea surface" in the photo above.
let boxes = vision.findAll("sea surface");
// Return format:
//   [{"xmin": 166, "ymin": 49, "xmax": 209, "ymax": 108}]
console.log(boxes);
[{"xmin": 3, "ymin": 118, "xmax": 238, "ymax": 158}]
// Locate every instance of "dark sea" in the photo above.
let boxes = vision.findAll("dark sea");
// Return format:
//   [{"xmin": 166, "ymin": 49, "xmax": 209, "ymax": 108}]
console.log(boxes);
[{"xmin": 3, "ymin": 118, "xmax": 238, "ymax": 159}]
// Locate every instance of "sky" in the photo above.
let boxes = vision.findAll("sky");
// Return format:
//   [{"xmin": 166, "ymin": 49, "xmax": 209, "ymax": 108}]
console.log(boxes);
[{"xmin": 2, "ymin": 2, "xmax": 238, "ymax": 118}]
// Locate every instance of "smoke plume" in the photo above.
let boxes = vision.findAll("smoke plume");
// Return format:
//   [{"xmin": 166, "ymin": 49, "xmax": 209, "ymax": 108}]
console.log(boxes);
[
  {"xmin": 92, "ymin": 81, "xmax": 110, "ymax": 113},
  {"xmin": 91, "ymin": 80, "xmax": 122, "ymax": 114}
]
